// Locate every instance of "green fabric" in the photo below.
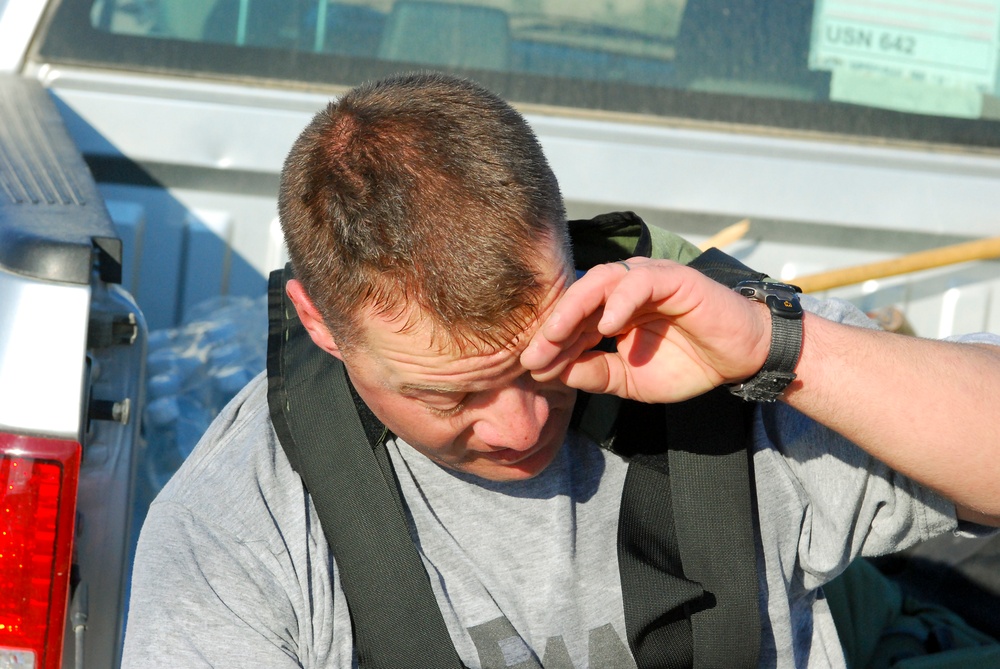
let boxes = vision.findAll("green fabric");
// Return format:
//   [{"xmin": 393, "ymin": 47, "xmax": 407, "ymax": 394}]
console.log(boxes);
[
  {"xmin": 568, "ymin": 211, "xmax": 702, "ymax": 268},
  {"xmin": 826, "ymin": 558, "xmax": 1000, "ymax": 669},
  {"xmin": 648, "ymin": 224, "xmax": 703, "ymax": 266}
]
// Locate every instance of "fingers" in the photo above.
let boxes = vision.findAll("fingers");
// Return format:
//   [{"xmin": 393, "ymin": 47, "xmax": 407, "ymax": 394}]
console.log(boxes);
[
  {"xmin": 522, "ymin": 260, "xmax": 630, "ymax": 373},
  {"xmin": 523, "ymin": 256, "xmax": 777, "ymax": 402},
  {"xmin": 589, "ymin": 258, "xmax": 691, "ymax": 334},
  {"xmin": 553, "ymin": 349, "xmax": 613, "ymax": 395},
  {"xmin": 522, "ymin": 312, "xmax": 606, "ymax": 383},
  {"xmin": 523, "ymin": 258, "xmax": 677, "ymax": 357},
  {"xmin": 522, "ymin": 258, "xmax": 678, "ymax": 389},
  {"xmin": 598, "ymin": 258, "xmax": 709, "ymax": 329},
  {"xmin": 542, "ymin": 260, "xmax": 636, "ymax": 341}
]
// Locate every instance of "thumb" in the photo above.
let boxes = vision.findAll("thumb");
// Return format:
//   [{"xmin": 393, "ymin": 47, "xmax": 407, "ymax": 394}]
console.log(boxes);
[{"xmin": 560, "ymin": 351, "xmax": 628, "ymax": 397}]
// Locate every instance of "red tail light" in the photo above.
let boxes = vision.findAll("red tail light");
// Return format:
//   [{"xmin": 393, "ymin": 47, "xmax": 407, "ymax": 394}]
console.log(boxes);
[{"xmin": 0, "ymin": 433, "xmax": 81, "ymax": 669}]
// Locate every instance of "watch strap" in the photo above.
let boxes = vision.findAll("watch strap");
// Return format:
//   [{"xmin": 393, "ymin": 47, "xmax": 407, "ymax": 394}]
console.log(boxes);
[{"xmin": 729, "ymin": 282, "xmax": 803, "ymax": 403}]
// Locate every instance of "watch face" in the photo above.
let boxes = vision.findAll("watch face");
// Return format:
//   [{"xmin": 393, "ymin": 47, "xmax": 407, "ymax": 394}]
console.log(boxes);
[
  {"xmin": 765, "ymin": 292, "xmax": 803, "ymax": 318},
  {"xmin": 736, "ymin": 281, "xmax": 803, "ymax": 319}
]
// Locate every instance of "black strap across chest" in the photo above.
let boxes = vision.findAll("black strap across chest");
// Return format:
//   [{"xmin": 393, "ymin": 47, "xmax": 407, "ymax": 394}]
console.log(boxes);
[{"xmin": 266, "ymin": 212, "xmax": 764, "ymax": 668}]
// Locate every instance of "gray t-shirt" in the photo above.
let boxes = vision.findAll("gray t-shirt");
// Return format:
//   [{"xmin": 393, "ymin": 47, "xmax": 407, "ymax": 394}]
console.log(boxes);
[{"xmin": 121, "ymin": 299, "xmax": 992, "ymax": 668}]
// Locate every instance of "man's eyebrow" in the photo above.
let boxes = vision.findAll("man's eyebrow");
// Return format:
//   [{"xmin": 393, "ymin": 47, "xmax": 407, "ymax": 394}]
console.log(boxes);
[{"xmin": 398, "ymin": 382, "xmax": 465, "ymax": 395}]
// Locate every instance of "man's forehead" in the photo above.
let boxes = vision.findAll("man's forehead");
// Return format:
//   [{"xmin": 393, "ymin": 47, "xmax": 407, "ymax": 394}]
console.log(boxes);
[
  {"xmin": 361, "ymin": 300, "xmax": 536, "ymax": 355},
  {"xmin": 375, "ymin": 332, "xmax": 532, "ymax": 395},
  {"xmin": 352, "ymin": 299, "xmax": 551, "ymax": 392},
  {"xmin": 347, "ymin": 247, "xmax": 571, "ymax": 382},
  {"xmin": 362, "ymin": 251, "xmax": 570, "ymax": 352}
]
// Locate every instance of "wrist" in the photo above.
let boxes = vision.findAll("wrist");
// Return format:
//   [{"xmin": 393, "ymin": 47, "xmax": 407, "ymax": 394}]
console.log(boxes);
[{"xmin": 727, "ymin": 281, "xmax": 803, "ymax": 403}]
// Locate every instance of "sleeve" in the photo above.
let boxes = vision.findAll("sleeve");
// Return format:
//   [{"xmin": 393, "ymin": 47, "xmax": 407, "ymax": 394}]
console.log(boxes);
[
  {"xmin": 753, "ymin": 402, "xmax": 959, "ymax": 592},
  {"xmin": 753, "ymin": 296, "xmax": 1000, "ymax": 592},
  {"xmin": 120, "ymin": 500, "xmax": 304, "ymax": 668}
]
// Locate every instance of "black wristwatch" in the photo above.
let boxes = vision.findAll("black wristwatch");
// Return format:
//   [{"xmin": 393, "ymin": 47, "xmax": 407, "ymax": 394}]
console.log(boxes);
[{"xmin": 728, "ymin": 280, "xmax": 803, "ymax": 403}]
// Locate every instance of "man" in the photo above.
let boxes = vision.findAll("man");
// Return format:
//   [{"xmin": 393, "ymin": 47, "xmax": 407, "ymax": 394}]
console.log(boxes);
[{"xmin": 122, "ymin": 72, "xmax": 1000, "ymax": 668}]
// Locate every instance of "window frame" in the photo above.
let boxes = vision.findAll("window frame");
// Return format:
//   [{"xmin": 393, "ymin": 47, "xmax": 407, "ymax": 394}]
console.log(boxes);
[{"xmin": 33, "ymin": 0, "xmax": 1000, "ymax": 152}]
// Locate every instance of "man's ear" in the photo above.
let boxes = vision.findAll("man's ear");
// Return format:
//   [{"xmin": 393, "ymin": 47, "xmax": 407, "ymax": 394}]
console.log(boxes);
[{"xmin": 285, "ymin": 279, "xmax": 344, "ymax": 361}]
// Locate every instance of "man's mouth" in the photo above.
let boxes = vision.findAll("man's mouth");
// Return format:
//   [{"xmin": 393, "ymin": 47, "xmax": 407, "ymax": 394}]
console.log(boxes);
[
  {"xmin": 478, "ymin": 436, "xmax": 560, "ymax": 467},
  {"xmin": 481, "ymin": 446, "xmax": 537, "ymax": 464}
]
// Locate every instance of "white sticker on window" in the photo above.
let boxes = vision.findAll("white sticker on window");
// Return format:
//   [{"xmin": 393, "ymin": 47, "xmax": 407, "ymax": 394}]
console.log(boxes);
[{"xmin": 809, "ymin": 0, "xmax": 1000, "ymax": 116}]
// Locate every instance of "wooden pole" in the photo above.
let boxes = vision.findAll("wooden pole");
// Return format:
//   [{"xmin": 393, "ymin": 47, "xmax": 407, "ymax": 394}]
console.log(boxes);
[
  {"xmin": 793, "ymin": 235, "xmax": 1000, "ymax": 293},
  {"xmin": 699, "ymin": 219, "xmax": 750, "ymax": 251}
]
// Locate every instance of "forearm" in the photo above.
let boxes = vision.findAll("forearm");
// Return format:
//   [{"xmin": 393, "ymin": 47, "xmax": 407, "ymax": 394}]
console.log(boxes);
[
  {"xmin": 523, "ymin": 259, "xmax": 1000, "ymax": 521},
  {"xmin": 783, "ymin": 313, "xmax": 1000, "ymax": 520}
]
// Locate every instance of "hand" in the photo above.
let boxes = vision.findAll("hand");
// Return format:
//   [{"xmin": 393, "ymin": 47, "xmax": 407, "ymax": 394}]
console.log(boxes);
[{"xmin": 521, "ymin": 258, "xmax": 772, "ymax": 404}]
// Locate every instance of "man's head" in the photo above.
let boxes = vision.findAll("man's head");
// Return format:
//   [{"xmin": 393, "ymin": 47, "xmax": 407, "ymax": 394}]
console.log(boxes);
[
  {"xmin": 279, "ymin": 71, "xmax": 569, "ymax": 353},
  {"xmin": 279, "ymin": 72, "xmax": 577, "ymax": 481}
]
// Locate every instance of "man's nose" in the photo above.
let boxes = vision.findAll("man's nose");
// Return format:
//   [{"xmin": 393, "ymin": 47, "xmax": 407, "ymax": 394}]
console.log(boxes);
[{"xmin": 472, "ymin": 382, "xmax": 548, "ymax": 451}]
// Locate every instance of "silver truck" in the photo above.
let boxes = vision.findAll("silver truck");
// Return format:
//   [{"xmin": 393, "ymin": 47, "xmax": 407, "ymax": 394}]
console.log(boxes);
[
  {"xmin": 0, "ymin": 74, "xmax": 144, "ymax": 669},
  {"xmin": 2, "ymin": 0, "xmax": 999, "ymax": 666}
]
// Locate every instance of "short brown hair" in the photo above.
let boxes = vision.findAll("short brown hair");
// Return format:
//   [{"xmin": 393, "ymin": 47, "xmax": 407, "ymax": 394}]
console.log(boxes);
[{"xmin": 279, "ymin": 71, "xmax": 568, "ymax": 351}]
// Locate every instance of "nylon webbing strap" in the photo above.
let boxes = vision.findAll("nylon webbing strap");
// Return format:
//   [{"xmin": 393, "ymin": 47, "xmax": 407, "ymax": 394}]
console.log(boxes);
[
  {"xmin": 687, "ymin": 247, "xmax": 768, "ymax": 288},
  {"xmin": 676, "ymin": 248, "xmax": 764, "ymax": 667},
  {"xmin": 615, "ymin": 391, "xmax": 760, "ymax": 669},
  {"xmin": 266, "ymin": 268, "xmax": 463, "ymax": 669},
  {"xmin": 612, "ymin": 242, "xmax": 764, "ymax": 668},
  {"xmin": 618, "ymin": 451, "xmax": 698, "ymax": 669},
  {"xmin": 666, "ymin": 390, "xmax": 760, "ymax": 668}
]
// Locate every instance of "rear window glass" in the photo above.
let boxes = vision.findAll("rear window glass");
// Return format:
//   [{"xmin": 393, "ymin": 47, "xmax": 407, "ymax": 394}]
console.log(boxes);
[{"xmin": 37, "ymin": 0, "xmax": 1000, "ymax": 149}]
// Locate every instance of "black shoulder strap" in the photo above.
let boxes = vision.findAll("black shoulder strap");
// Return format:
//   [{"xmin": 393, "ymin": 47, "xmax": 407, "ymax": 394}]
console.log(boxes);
[
  {"xmin": 614, "ymin": 391, "xmax": 760, "ymax": 669},
  {"xmin": 669, "ymin": 250, "xmax": 763, "ymax": 668},
  {"xmin": 688, "ymin": 246, "xmax": 768, "ymax": 286},
  {"xmin": 266, "ymin": 268, "xmax": 464, "ymax": 668},
  {"xmin": 573, "ymin": 229, "xmax": 762, "ymax": 669}
]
